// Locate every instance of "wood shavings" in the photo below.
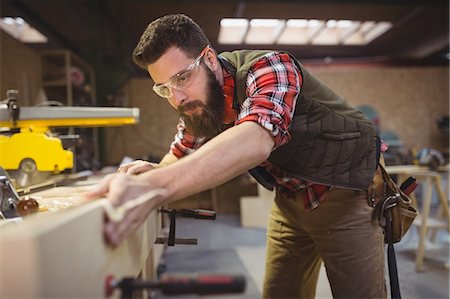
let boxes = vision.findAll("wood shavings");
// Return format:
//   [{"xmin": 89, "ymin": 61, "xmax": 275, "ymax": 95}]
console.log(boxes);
[{"xmin": 23, "ymin": 185, "xmax": 93, "ymax": 213}]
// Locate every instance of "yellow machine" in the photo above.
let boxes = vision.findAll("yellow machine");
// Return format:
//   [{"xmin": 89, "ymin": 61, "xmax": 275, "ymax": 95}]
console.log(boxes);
[
  {"xmin": 0, "ymin": 94, "xmax": 139, "ymax": 187},
  {"xmin": 0, "ymin": 127, "xmax": 73, "ymax": 173}
]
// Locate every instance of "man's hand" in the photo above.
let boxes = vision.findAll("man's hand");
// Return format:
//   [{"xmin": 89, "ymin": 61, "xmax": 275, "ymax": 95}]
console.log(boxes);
[
  {"xmin": 84, "ymin": 173, "xmax": 165, "ymax": 246},
  {"xmin": 117, "ymin": 160, "xmax": 158, "ymax": 175}
]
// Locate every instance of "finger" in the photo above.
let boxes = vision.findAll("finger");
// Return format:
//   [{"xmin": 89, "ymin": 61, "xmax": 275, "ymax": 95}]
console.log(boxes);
[
  {"xmin": 126, "ymin": 163, "xmax": 154, "ymax": 175},
  {"xmin": 118, "ymin": 160, "xmax": 142, "ymax": 172},
  {"xmin": 83, "ymin": 173, "xmax": 117, "ymax": 199},
  {"xmin": 104, "ymin": 221, "xmax": 120, "ymax": 246},
  {"xmin": 125, "ymin": 165, "xmax": 137, "ymax": 175},
  {"xmin": 115, "ymin": 211, "xmax": 148, "ymax": 245},
  {"xmin": 106, "ymin": 203, "xmax": 152, "ymax": 245},
  {"xmin": 117, "ymin": 164, "xmax": 131, "ymax": 173},
  {"xmin": 104, "ymin": 210, "xmax": 141, "ymax": 246}
]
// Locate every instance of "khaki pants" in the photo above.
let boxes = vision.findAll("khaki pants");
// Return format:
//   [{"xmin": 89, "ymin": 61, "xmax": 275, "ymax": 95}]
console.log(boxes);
[{"xmin": 263, "ymin": 187, "xmax": 386, "ymax": 299}]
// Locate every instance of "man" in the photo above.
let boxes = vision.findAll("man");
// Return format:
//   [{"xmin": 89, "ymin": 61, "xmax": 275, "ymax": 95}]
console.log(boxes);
[{"xmin": 85, "ymin": 14, "xmax": 385, "ymax": 298}]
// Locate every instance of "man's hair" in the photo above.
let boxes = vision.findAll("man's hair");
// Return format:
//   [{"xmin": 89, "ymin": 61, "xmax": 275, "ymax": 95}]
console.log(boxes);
[{"xmin": 132, "ymin": 14, "xmax": 210, "ymax": 69}]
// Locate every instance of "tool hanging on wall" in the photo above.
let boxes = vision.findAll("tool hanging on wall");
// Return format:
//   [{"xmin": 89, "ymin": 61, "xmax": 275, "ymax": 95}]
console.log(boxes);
[
  {"xmin": 156, "ymin": 208, "xmax": 217, "ymax": 246},
  {"xmin": 105, "ymin": 273, "xmax": 246, "ymax": 299}
]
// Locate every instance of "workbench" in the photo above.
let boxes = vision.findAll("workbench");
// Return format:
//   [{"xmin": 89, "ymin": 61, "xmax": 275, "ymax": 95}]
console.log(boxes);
[
  {"xmin": 0, "ymin": 178, "xmax": 162, "ymax": 298},
  {"xmin": 385, "ymin": 164, "xmax": 449, "ymax": 272}
]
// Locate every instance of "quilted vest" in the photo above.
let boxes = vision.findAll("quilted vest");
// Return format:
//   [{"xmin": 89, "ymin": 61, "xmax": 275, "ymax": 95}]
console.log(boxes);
[{"xmin": 220, "ymin": 50, "xmax": 378, "ymax": 191}]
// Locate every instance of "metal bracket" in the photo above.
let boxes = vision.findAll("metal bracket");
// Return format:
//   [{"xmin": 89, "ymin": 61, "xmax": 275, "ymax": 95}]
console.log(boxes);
[{"xmin": 0, "ymin": 167, "xmax": 20, "ymax": 219}]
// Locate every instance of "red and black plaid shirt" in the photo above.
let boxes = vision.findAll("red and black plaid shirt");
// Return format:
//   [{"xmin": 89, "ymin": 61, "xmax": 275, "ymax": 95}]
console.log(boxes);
[{"xmin": 170, "ymin": 52, "xmax": 330, "ymax": 211}]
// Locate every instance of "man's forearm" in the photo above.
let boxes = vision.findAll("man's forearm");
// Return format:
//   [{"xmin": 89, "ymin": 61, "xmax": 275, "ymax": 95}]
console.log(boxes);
[{"xmin": 141, "ymin": 122, "xmax": 274, "ymax": 203}]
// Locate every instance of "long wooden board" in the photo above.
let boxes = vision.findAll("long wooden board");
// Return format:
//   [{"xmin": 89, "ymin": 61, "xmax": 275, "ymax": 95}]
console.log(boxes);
[{"xmin": 0, "ymin": 189, "xmax": 160, "ymax": 298}]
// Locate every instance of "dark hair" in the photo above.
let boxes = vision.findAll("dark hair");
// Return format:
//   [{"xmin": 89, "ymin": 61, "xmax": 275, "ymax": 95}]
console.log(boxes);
[{"xmin": 132, "ymin": 14, "xmax": 210, "ymax": 69}]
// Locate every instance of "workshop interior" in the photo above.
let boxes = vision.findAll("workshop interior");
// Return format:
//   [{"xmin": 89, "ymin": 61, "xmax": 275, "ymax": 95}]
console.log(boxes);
[{"xmin": 0, "ymin": 0, "xmax": 449, "ymax": 298}]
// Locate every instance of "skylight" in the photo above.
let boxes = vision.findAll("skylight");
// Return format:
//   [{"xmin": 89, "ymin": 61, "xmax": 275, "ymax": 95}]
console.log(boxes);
[
  {"xmin": 218, "ymin": 18, "xmax": 392, "ymax": 46},
  {"xmin": 245, "ymin": 19, "xmax": 285, "ymax": 44},
  {"xmin": 0, "ymin": 17, "xmax": 48, "ymax": 43},
  {"xmin": 218, "ymin": 18, "xmax": 249, "ymax": 44}
]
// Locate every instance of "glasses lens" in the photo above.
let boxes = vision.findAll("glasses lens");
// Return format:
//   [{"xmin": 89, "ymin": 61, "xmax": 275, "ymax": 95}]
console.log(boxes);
[
  {"xmin": 153, "ymin": 85, "xmax": 171, "ymax": 98},
  {"xmin": 174, "ymin": 68, "xmax": 197, "ymax": 89},
  {"xmin": 152, "ymin": 47, "xmax": 206, "ymax": 99}
]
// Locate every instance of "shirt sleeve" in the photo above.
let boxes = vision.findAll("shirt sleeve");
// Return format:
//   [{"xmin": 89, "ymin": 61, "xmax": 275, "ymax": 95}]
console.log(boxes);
[
  {"xmin": 235, "ymin": 52, "xmax": 302, "ymax": 149},
  {"xmin": 169, "ymin": 118, "xmax": 207, "ymax": 158}
]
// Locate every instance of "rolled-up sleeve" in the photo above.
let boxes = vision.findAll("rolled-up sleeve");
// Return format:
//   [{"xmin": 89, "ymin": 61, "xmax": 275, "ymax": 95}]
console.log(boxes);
[{"xmin": 235, "ymin": 52, "xmax": 302, "ymax": 149}]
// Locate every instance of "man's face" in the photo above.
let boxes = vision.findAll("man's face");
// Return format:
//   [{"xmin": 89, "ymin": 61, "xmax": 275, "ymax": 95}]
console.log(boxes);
[{"xmin": 147, "ymin": 47, "xmax": 224, "ymax": 138}]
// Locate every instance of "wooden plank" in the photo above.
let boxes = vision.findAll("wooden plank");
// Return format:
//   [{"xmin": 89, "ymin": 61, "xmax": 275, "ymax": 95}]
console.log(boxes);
[{"xmin": 0, "ymin": 196, "xmax": 160, "ymax": 298}]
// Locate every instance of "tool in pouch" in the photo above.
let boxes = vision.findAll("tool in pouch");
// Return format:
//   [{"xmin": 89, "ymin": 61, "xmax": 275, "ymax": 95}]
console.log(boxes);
[{"xmin": 375, "ymin": 165, "xmax": 419, "ymax": 299}]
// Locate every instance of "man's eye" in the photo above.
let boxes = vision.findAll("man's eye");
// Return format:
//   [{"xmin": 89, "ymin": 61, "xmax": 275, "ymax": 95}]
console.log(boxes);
[
  {"xmin": 176, "ymin": 71, "xmax": 193, "ymax": 86},
  {"xmin": 160, "ymin": 86, "xmax": 170, "ymax": 97}
]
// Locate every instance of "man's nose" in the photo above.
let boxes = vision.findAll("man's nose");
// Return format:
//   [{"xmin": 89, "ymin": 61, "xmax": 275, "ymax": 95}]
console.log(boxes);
[{"xmin": 170, "ymin": 88, "xmax": 188, "ymax": 107}]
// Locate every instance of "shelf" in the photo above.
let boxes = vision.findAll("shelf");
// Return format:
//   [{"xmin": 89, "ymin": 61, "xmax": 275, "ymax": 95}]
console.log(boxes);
[
  {"xmin": 42, "ymin": 79, "xmax": 66, "ymax": 87},
  {"xmin": 40, "ymin": 49, "xmax": 99, "ymax": 171},
  {"xmin": 40, "ymin": 49, "xmax": 96, "ymax": 106}
]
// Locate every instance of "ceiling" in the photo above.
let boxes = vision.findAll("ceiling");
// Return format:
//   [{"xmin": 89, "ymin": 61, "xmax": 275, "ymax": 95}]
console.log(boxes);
[{"xmin": 1, "ymin": 0, "xmax": 449, "ymax": 75}]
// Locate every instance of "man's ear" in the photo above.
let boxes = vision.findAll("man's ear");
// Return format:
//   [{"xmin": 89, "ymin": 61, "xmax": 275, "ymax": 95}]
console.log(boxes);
[{"xmin": 204, "ymin": 49, "xmax": 218, "ymax": 71}]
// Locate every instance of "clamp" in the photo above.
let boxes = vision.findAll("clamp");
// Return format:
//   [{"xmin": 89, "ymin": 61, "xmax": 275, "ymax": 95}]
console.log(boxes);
[
  {"xmin": 0, "ymin": 167, "xmax": 20, "ymax": 219},
  {"xmin": 155, "ymin": 208, "xmax": 216, "ymax": 246},
  {"xmin": 105, "ymin": 273, "xmax": 246, "ymax": 299}
]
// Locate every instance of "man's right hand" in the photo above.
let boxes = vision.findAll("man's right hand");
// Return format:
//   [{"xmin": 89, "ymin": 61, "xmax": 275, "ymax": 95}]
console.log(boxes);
[{"xmin": 117, "ymin": 160, "xmax": 158, "ymax": 175}]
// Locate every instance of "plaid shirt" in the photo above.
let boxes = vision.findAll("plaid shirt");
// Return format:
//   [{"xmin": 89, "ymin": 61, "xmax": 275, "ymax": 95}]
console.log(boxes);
[{"xmin": 170, "ymin": 52, "xmax": 331, "ymax": 211}]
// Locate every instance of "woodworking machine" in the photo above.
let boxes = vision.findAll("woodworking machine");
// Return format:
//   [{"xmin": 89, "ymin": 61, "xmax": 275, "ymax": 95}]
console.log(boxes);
[{"xmin": 0, "ymin": 90, "xmax": 139, "ymax": 188}]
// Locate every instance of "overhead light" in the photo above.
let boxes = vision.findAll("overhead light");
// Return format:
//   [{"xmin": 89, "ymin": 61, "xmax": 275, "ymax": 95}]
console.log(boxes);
[
  {"xmin": 245, "ymin": 19, "xmax": 286, "ymax": 44},
  {"xmin": 0, "ymin": 17, "xmax": 48, "ymax": 43},
  {"xmin": 364, "ymin": 22, "xmax": 392, "ymax": 43},
  {"xmin": 343, "ymin": 21, "xmax": 392, "ymax": 45},
  {"xmin": 218, "ymin": 18, "xmax": 249, "ymax": 44},
  {"xmin": 311, "ymin": 19, "xmax": 360, "ymax": 45},
  {"xmin": 277, "ymin": 19, "xmax": 324, "ymax": 45},
  {"xmin": 218, "ymin": 18, "xmax": 392, "ymax": 46}
]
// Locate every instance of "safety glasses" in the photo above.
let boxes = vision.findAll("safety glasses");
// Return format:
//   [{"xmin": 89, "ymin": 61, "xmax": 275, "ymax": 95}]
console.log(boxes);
[{"xmin": 152, "ymin": 45, "xmax": 210, "ymax": 99}]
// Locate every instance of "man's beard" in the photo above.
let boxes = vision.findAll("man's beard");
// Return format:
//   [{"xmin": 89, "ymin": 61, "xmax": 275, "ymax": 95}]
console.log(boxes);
[{"xmin": 178, "ymin": 65, "xmax": 225, "ymax": 139}]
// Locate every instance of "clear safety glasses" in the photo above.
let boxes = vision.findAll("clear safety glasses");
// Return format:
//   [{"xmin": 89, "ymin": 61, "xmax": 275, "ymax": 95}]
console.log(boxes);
[{"xmin": 152, "ymin": 45, "xmax": 210, "ymax": 99}]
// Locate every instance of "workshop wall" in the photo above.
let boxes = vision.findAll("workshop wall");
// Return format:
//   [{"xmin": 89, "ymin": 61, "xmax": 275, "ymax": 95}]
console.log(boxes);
[
  {"xmin": 0, "ymin": 30, "xmax": 42, "ymax": 105},
  {"xmin": 311, "ymin": 65, "xmax": 449, "ymax": 153}
]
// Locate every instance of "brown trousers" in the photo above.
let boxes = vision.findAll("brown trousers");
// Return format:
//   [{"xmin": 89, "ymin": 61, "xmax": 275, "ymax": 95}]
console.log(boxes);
[{"xmin": 262, "ymin": 186, "xmax": 387, "ymax": 299}]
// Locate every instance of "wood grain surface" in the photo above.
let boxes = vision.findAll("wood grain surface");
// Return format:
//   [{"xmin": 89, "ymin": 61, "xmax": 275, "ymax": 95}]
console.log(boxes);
[{"xmin": 0, "ymin": 179, "xmax": 161, "ymax": 298}]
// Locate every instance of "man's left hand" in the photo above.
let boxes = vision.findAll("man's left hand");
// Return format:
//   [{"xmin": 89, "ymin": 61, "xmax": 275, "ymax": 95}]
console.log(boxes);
[{"xmin": 84, "ymin": 173, "xmax": 163, "ymax": 246}]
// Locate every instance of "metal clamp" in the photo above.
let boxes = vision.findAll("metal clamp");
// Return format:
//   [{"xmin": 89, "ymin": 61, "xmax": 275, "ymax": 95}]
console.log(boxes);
[{"xmin": 156, "ymin": 208, "xmax": 216, "ymax": 246}]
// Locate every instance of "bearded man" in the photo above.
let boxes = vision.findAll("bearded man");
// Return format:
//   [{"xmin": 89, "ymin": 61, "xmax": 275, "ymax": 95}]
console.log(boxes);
[{"xmin": 86, "ymin": 14, "xmax": 386, "ymax": 299}]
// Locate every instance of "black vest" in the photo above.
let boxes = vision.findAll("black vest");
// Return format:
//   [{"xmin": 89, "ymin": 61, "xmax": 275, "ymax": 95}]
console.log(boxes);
[{"xmin": 220, "ymin": 50, "xmax": 378, "ymax": 191}]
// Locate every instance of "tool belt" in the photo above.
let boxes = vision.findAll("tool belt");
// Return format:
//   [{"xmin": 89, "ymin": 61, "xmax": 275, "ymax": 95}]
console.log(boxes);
[
  {"xmin": 374, "ymin": 164, "xmax": 418, "ymax": 244},
  {"xmin": 371, "ymin": 164, "xmax": 419, "ymax": 299}
]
